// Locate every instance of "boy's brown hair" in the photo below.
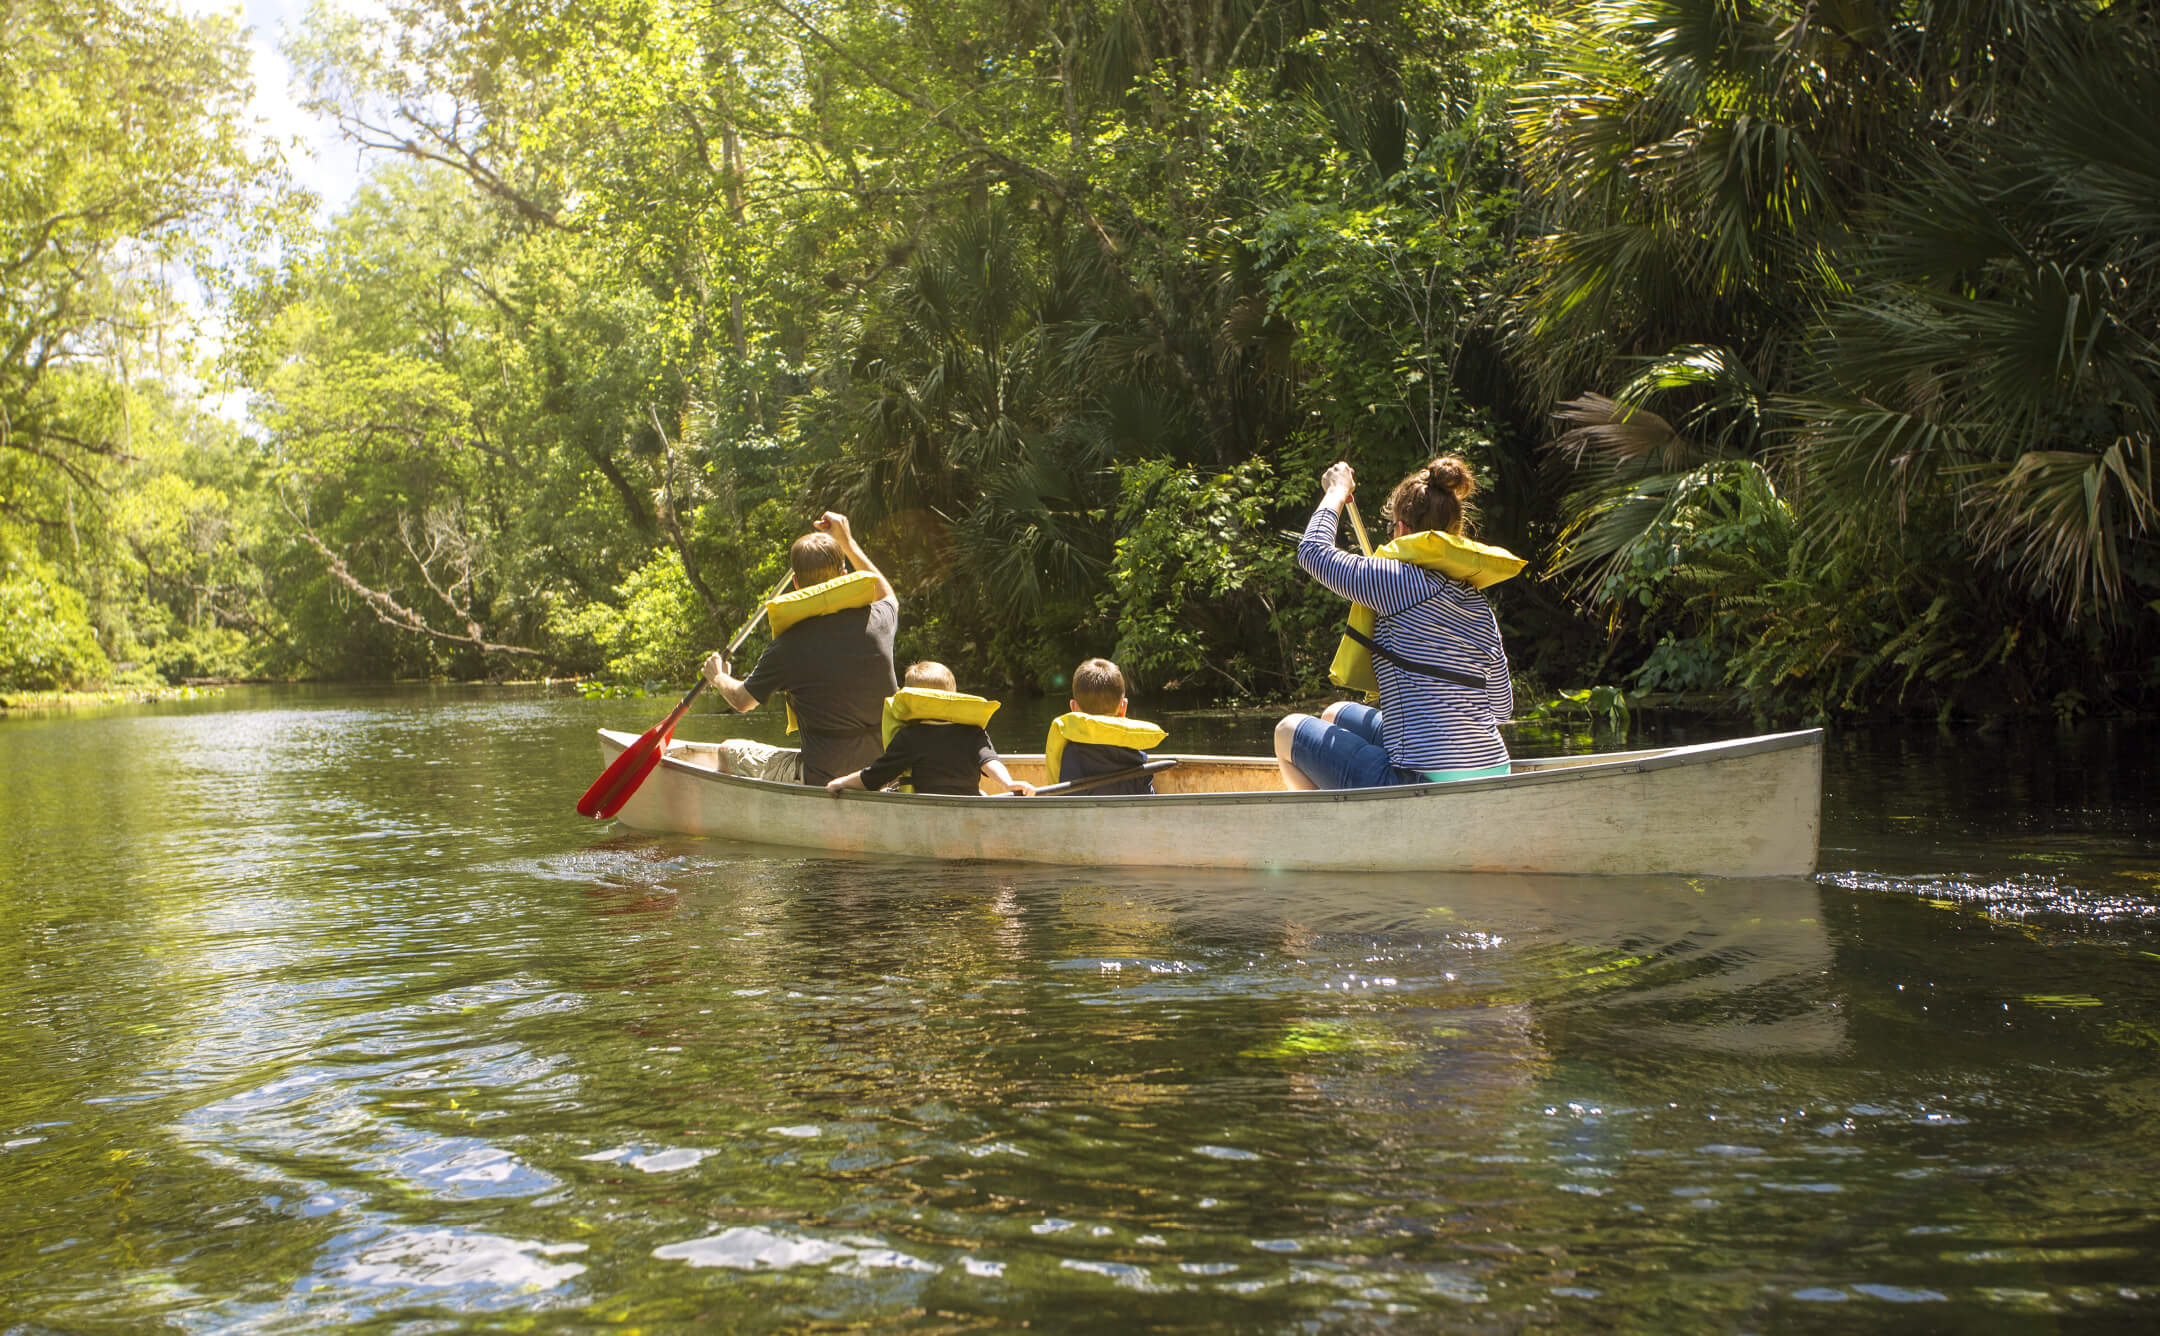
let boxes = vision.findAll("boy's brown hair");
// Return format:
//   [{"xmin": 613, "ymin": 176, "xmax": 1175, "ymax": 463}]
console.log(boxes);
[
  {"xmin": 1071, "ymin": 658, "xmax": 1126, "ymax": 714},
  {"xmin": 790, "ymin": 532, "xmax": 846, "ymax": 584},
  {"xmin": 904, "ymin": 660, "xmax": 957, "ymax": 691}
]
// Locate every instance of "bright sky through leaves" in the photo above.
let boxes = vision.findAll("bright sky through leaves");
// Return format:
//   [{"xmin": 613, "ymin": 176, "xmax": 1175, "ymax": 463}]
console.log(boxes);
[{"xmin": 172, "ymin": 0, "xmax": 380, "ymax": 215}]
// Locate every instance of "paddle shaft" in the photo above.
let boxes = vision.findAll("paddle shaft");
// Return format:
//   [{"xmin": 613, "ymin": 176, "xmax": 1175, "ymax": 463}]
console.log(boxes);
[
  {"xmin": 725, "ymin": 569, "xmax": 796, "ymax": 655},
  {"xmin": 1345, "ymin": 498, "xmax": 1374, "ymax": 556},
  {"xmin": 655, "ymin": 568, "xmax": 796, "ymax": 735},
  {"xmin": 1028, "ymin": 757, "xmax": 1180, "ymax": 796}
]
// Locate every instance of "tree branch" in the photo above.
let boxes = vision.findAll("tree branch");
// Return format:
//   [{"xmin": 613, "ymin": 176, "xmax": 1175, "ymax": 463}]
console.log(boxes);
[
  {"xmin": 292, "ymin": 514, "xmax": 544, "ymax": 660},
  {"xmin": 334, "ymin": 108, "xmax": 581, "ymax": 233}
]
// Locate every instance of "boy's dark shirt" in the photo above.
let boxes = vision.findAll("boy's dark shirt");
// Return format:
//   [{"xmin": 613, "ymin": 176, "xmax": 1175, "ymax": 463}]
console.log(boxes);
[
  {"xmin": 1059, "ymin": 740, "xmax": 1154, "ymax": 795},
  {"xmin": 859, "ymin": 721, "xmax": 999, "ymax": 795},
  {"xmin": 741, "ymin": 596, "xmax": 898, "ymax": 785}
]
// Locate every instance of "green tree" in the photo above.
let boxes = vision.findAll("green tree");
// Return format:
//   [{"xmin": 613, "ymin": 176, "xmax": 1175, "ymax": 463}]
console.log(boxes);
[
  {"xmin": 0, "ymin": 544, "xmax": 108, "ymax": 689},
  {"xmin": 0, "ymin": 0, "xmax": 288, "ymax": 688},
  {"xmin": 1106, "ymin": 456, "xmax": 1332, "ymax": 698},
  {"xmin": 796, "ymin": 202, "xmax": 1156, "ymax": 683},
  {"xmin": 243, "ymin": 166, "xmax": 546, "ymax": 676},
  {"xmin": 273, "ymin": 0, "xmax": 1536, "ymax": 691},
  {"xmin": 108, "ymin": 391, "xmax": 278, "ymax": 681}
]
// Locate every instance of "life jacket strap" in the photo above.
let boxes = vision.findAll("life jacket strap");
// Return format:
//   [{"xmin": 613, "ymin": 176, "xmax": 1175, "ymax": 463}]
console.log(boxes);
[{"xmin": 1343, "ymin": 625, "xmax": 1486, "ymax": 691}]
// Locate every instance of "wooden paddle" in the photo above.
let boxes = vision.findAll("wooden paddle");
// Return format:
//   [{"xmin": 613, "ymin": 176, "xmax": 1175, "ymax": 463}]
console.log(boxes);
[
  {"xmin": 1023, "ymin": 757, "xmax": 1180, "ymax": 796},
  {"xmin": 1345, "ymin": 497, "xmax": 1374, "ymax": 556},
  {"xmin": 576, "ymin": 568, "xmax": 795, "ymax": 819}
]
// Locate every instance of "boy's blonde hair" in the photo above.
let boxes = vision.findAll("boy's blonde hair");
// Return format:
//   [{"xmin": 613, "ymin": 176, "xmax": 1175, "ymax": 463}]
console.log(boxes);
[
  {"xmin": 1071, "ymin": 658, "xmax": 1125, "ymax": 714},
  {"xmin": 904, "ymin": 660, "xmax": 957, "ymax": 691}
]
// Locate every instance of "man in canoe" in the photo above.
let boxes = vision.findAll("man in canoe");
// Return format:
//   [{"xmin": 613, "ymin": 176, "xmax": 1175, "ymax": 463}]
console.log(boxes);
[
  {"xmin": 701, "ymin": 511, "xmax": 898, "ymax": 786},
  {"xmin": 1275, "ymin": 457, "xmax": 1517, "ymax": 790}
]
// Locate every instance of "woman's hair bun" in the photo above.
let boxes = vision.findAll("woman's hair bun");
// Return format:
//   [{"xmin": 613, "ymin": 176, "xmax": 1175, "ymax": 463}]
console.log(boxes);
[{"xmin": 1427, "ymin": 455, "xmax": 1474, "ymax": 498}]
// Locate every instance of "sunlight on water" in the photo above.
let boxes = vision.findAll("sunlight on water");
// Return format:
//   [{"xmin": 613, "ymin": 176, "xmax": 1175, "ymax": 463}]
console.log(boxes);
[
  {"xmin": 1824, "ymin": 870, "xmax": 2160, "ymax": 923},
  {"xmin": 0, "ymin": 691, "xmax": 2155, "ymax": 1330}
]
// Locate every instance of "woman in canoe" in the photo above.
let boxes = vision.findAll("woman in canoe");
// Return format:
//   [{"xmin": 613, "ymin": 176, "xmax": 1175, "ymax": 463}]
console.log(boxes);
[{"xmin": 1275, "ymin": 456, "xmax": 1516, "ymax": 790}]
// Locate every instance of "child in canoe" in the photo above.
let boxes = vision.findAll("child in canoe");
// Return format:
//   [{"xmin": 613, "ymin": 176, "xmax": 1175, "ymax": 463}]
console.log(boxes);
[
  {"xmin": 1044, "ymin": 658, "xmax": 1167, "ymax": 795},
  {"xmin": 826, "ymin": 662, "xmax": 1035, "ymax": 796}
]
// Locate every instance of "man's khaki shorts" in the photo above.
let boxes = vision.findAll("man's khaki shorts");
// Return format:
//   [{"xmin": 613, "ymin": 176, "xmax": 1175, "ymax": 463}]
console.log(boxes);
[{"xmin": 712, "ymin": 738, "xmax": 803, "ymax": 783}]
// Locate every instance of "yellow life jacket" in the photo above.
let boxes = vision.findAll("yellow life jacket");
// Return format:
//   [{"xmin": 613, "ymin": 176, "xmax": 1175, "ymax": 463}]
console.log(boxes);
[
  {"xmin": 761, "ymin": 570, "xmax": 883, "ymax": 733},
  {"xmin": 764, "ymin": 570, "xmax": 880, "ymax": 636},
  {"xmin": 1044, "ymin": 712, "xmax": 1167, "ymax": 784},
  {"xmin": 1328, "ymin": 530, "xmax": 1525, "ymax": 696},
  {"xmin": 880, "ymin": 687, "xmax": 1001, "ymax": 745}
]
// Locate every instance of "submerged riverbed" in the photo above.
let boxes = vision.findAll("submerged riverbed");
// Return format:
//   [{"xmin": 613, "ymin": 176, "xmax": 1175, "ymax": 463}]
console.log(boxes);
[{"xmin": 2, "ymin": 686, "xmax": 2156, "ymax": 1332}]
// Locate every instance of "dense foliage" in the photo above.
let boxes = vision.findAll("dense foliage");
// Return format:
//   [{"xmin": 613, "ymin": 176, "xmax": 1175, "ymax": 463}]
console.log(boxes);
[
  {"xmin": 2, "ymin": 0, "xmax": 290, "ymax": 685},
  {"xmin": 4, "ymin": 0, "xmax": 2154, "ymax": 723},
  {"xmin": 1514, "ymin": 0, "xmax": 2160, "ymax": 720}
]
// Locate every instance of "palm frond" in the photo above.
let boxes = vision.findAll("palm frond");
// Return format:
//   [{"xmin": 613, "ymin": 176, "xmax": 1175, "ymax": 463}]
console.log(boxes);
[
  {"xmin": 1551, "ymin": 392, "xmax": 1691, "ymax": 475},
  {"xmin": 1965, "ymin": 438, "xmax": 2155, "ymax": 615}
]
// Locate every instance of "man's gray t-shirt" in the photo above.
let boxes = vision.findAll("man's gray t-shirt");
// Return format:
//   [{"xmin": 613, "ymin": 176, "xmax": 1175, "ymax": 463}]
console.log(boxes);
[{"xmin": 740, "ymin": 596, "xmax": 898, "ymax": 785}]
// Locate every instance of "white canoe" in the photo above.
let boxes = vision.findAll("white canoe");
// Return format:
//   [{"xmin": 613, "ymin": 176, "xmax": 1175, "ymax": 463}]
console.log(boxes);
[{"xmin": 595, "ymin": 727, "xmax": 1823, "ymax": 878}]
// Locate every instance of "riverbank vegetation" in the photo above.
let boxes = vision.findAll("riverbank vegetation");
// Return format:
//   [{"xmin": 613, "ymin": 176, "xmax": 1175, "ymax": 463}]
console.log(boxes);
[
  {"xmin": 5, "ymin": 0, "xmax": 2154, "ymax": 723},
  {"xmin": 0, "ymin": 685, "xmax": 225, "ymax": 713}
]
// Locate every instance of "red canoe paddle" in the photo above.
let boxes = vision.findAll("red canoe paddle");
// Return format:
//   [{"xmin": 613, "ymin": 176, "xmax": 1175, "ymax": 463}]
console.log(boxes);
[{"xmin": 576, "ymin": 569, "xmax": 794, "ymax": 819}]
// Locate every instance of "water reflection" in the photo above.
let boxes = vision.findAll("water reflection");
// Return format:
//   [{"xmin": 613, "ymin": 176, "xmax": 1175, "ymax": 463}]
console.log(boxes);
[
  {"xmin": 1, "ymin": 690, "xmax": 2156, "ymax": 1330},
  {"xmin": 505, "ymin": 857, "xmax": 1854, "ymax": 1322}
]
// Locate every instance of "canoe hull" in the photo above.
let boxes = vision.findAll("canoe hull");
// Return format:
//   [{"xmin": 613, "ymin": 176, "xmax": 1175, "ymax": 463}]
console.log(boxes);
[{"xmin": 594, "ymin": 728, "xmax": 1823, "ymax": 878}]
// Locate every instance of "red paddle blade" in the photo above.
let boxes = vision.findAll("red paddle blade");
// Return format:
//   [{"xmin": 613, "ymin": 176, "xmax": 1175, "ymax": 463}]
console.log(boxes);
[
  {"xmin": 578, "ymin": 677, "xmax": 707, "ymax": 818},
  {"xmin": 577, "ymin": 726, "xmax": 667, "ymax": 817},
  {"xmin": 590, "ymin": 731, "xmax": 673, "ymax": 819}
]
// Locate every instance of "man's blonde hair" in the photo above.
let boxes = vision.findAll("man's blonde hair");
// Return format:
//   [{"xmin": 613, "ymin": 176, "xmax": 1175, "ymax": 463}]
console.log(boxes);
[
  {"xmin": 904, "ymin": 660, "xmax": 957, "ymax": 691},
  {"xmin": 790, "ymin": 532, "xmax": 846, "ymax": 584},
  {"xmin": 1072, "ymin": 658, "xmax": 1125, "ymax": 714}
]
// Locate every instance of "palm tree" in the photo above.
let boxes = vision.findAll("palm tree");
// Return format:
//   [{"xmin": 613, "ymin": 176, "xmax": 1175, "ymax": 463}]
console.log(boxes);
[
  {"xmin": 1512, "ymin": 0, "xmax": 2155, "ymax": 711},
  {"xmin": 797, "ymin": 202, "xmax": 1186, "ymax": 674},
  {"xmin": 1505, "ymin": 0, "xmax": 1928, "ymax": 410},
  {"xmin": 1790, "ymin": 11, "xmax": 2160, "ymax": 623}
]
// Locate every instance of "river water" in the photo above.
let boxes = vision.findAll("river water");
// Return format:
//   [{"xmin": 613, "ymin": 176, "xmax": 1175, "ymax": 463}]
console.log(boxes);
[{"xmin": 1, "ymin": 685, "xmax": 2155, "ymax": 1332}]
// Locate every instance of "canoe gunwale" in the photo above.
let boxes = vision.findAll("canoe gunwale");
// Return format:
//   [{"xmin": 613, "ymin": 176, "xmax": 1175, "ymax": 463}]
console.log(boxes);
[
  {"xmin": 606, "ymin": 727, "xmax": 1824, "ymax": 808},
  {"xmin": 595, "ymin": 727, "xmax": 1822, "ymax": 876}
]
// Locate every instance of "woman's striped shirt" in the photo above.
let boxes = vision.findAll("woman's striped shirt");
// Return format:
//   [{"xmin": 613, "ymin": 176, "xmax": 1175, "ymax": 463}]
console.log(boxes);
[{"xmin": 1297, "ymin": 505, "xmax": 1513, "ymax": 773}]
